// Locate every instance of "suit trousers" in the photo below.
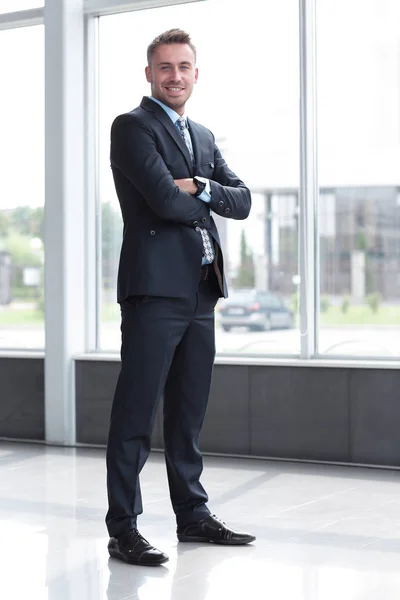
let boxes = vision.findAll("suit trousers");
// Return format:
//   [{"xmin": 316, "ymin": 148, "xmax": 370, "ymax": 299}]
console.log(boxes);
[{"xmin": 106, "ymin": 267, "xmax": 220, "ymax": 538}]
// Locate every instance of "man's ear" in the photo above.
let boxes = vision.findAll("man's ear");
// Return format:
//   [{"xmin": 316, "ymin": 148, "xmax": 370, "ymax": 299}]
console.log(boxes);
[
  {"xmin": 145, "ymin": 65, "xmax": 152, "ymax": 83},
  {"xmin": 194, "ymin": 67, "xmax": 199, "ymax": 83}
]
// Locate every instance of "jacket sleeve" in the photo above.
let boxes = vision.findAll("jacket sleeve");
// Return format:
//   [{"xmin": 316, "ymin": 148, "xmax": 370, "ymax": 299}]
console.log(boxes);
[
  {"xmin": 110, "ymin": 114, "xmax": 211, "ymax": 227},
  {"xmin": 208, "ymin": 144, "xmax": 251, "ymax": 220}
]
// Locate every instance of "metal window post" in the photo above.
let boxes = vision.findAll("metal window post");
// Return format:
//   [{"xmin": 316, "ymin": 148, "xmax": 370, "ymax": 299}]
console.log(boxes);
[
  {"xmin": 299, "ymin": 0, "xmax": 318, "ymax": 358},
  {"xmin": 44, "ymin": 0, "xmax": 86, "ymax": 444}
]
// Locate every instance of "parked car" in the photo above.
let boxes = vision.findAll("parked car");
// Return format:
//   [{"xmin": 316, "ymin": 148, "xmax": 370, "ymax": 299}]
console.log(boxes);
[{"xmin": 218, "ymin": 289, "xmax": 294, "ymax": 332}]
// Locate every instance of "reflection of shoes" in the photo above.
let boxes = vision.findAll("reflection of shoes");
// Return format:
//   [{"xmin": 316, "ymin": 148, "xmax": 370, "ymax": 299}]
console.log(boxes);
[
  {"xmin": 177, "ymin": 514, "xmax": 256, "ymax": 545},
  {"xmin": 108, "ymin": 529, "xmax": 169, "ymax": 566}
]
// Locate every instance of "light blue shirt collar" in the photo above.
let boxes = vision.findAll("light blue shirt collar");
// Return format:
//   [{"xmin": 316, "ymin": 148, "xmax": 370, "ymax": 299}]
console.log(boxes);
[{"xmin": 149, "ymin": 96, "xmax": 186, "ymax": 125}]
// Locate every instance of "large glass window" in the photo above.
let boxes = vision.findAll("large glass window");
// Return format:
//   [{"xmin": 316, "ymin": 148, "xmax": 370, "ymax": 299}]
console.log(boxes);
[
  {"xmin": 0, "ymin": 25, "xmax": 44, "ymax": 350},
  {"xmin": 97, "ymin": 0, "xmax": 300, "ymax": 355},
  {"xmin": 317, "ymin": 0, "xmax": 400, "ymax": 357}
]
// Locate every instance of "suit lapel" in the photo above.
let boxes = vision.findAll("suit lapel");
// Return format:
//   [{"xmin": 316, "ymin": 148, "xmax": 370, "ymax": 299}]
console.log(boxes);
[
  {"xmin": 140, "ymin": 97, "xmax": 193, "ymax": 174},
  {"xmin": 187, "ymin": 119, "xmax": 203, "ymax": 170}
]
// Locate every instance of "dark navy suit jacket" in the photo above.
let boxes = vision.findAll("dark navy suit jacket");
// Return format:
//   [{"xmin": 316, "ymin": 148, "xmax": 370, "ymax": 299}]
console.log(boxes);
[{"xmin": 110, "ymin": 96, "xmax": 251, "ymax": 302}]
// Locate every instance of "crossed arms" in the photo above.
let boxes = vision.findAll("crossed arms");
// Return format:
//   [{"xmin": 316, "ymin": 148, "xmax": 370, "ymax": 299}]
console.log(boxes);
[{"xmin": 110, "ymin": 114, "xmax": 251, "ymax": 226}]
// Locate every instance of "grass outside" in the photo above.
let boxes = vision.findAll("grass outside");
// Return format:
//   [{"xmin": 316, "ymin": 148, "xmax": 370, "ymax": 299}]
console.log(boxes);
[
  {"xmin": 318, "ymin": 305, "xmax": 400, "ymax": 326},
  {"xmin": 102, "ymin": 303, "xmax": 120, "ymax": 322},
  {"xmin": 1, "ymin": 302, "xmax": 400, "ymax": 327},
  {"xmin": 95, "ymin": 303, "xmax": 400, "ymax": 326},
  {"xmin": 0, "ymin": 308, "xmax": 44, "ymax": 326}
]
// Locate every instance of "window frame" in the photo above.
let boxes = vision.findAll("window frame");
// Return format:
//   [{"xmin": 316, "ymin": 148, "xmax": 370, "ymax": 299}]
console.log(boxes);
[
  {"xmin": 86, "ymin": 0, "xmax": 400, "ymax": 363},
  {"xmin": 2, "ymin": 0, "xmax": 399, "ymax": 363}
]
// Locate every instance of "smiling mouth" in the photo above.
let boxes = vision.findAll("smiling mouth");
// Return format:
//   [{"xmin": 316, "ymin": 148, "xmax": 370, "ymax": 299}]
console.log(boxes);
[{"xmin": 165, "ymin": 87, "xmax": 184, "ymax": 92}]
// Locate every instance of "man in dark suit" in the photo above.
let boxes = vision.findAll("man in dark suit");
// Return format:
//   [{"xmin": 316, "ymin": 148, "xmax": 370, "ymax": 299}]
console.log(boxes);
[{"xmin": 106, "ymin": 28, "xmax": 255, "ymax": 566}]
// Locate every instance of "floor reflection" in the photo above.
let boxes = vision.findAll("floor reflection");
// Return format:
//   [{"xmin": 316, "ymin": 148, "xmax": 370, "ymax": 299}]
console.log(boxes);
[{"xmin": 1, "ymin": 443, "xmax": 400, "ymax": 600}]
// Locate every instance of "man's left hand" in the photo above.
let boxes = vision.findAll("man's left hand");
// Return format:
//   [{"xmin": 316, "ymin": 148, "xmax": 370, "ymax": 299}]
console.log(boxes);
[{"xmin": 174, "ymin": 178, "xmax": 197, "ymax": 195}]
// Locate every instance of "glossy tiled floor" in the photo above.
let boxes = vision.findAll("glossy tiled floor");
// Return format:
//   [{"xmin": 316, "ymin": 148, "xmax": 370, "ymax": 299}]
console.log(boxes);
[{"xmin": 1, "ymin": 442, "xmax": 400, "ymax": 600}]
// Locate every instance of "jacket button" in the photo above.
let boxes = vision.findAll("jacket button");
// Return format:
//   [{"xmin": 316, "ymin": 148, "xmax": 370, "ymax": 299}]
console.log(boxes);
[
  {"xmin": 218, "ymin": 201, "xmax": 224, "ymax": 206},
  {"xmin": 150, "ymin": 230, "xmax": 156, "ymax": 235},
  {"xmin": 195, "ymin": 226, "xmax": 201, "ymax": 232},
  {"xmin": 201, "ymin": 217, "xmax": 206, "ymax": 223},
  {"xmin": 210, "ymin": 162, "xmax": 214, "ymax": 168},
  {"xmin": 224, "ymin": 208, "xmax": 231, "ymax": 214},
  {"xmin": 192, "ymin": 221, "xmax": 198, "ymax": 226}
]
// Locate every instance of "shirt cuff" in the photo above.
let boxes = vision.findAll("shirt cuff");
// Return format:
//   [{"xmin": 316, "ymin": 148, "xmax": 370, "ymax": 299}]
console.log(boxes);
[{"xmin": 198, "ymin": 180, "xmax": 211, "ymax": 203}]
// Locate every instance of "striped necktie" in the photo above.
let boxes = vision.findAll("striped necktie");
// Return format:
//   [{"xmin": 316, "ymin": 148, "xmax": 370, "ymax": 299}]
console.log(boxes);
[
  {"xmin": 176, "ymin": 117, "xmax": 215, "ymax": 264},
  {"xmin": 177, "ymin": 116, "xmax": 195, "ymax": 165}
]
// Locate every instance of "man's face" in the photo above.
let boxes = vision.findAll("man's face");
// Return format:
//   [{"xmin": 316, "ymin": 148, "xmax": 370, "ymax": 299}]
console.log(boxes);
[{"xmin": 145, "ymin": 43, "xmax": 198, "ymax": 114}]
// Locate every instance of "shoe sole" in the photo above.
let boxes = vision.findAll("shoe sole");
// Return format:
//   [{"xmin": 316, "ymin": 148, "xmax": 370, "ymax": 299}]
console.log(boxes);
[
  {"xmin": 108, "ymin": 548, "xmax": 169, "ymax": 566},
  {"xmin": 177, "ymin": 535, "xmax": 256, "ymax": 545}
]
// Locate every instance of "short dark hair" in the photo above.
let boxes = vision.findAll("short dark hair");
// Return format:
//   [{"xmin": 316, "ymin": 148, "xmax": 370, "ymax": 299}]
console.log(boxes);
[{"xmin": 147, "ymin": 29, "xmax": 197, "ymax": 65}]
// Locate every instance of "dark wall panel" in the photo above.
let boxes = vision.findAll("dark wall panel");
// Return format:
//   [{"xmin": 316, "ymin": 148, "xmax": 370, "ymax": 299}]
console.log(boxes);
[
  {"xmin": 0, "ymin": 357, "xmax": 44, "ymax": 440},
  {"xmin": 75, "ymin": 362, "xmax": 251, "ymax": 453},
  {"xmin": 249, "ymin": 366, "xmax": 349, "ymax": 461},
  {"xmin": 75, "ymin": 361, "xmax": 117, "ymax": 445},
  {"xmin": 350, "ymin": 369, "xmax": 400, "ymax": 466},
  {"xmin": 201, "ymin": 365, "xmax": 251, "ymax": 455},
  {"xmin": 75, "ymin": 360, "xmax": 163, "ymax": 447},
  {"xmin": 5, "ymin": 356, "xmax": 400, "ymax": 467},
  {"xmin": 70, "ymin": 360, "xmax": 400, "ymax": 468}
]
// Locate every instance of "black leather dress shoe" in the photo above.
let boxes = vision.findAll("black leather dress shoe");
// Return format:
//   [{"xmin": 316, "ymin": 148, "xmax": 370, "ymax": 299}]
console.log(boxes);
[
  {"xmin": 177, "ymin": 514, "xmax": 256, "ymax": 545},
  {"xmin": 108, "ymin": 529, "xmax": 169, "ymax": 566}
]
